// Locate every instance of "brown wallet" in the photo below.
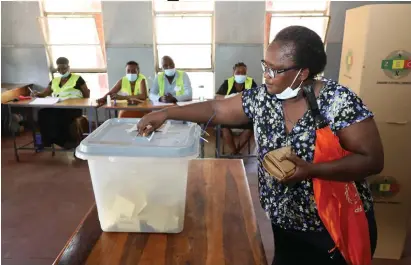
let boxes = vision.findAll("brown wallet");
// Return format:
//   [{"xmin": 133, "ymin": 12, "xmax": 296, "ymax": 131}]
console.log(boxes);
[{"xmin": 262, "ymin": 146, "xmax": 296, "ymax": 181}]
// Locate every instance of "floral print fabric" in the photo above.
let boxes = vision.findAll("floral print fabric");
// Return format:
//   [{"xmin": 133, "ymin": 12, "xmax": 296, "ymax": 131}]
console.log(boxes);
[{"xmin": 242, "ymin": 78, "xmax": 374, "ymax": 231}]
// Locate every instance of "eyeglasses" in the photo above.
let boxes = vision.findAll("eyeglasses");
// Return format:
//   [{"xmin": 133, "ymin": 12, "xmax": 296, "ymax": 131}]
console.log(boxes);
[{"xmin": 261, "ymin": 60, "xmax": 299, "ymax": 78}]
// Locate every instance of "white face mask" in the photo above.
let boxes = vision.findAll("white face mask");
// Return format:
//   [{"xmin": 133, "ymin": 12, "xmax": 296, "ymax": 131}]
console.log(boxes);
[
  {"xmin": 164, "ymin": 68, "xmax": 176, "ymax": 77},
  {"xmin": 234, "ymin": 75, "xmax": 246, "ymax": 84},
  {"xmin": 275, "ymin": 69, "xmax": 303, "ymax": 100},
  {"xmin": 60, "ymin": 71, "xmax": 70, "ymax": 78},
  {"xmin": 126, "ymin": 73, "xmax": 138, "ymax": 82}
]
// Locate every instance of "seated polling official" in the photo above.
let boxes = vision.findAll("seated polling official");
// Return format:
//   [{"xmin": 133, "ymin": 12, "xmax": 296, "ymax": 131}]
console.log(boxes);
[
  {"xmin": 97, "ymin": 61, "xmax": 148, "ymax": 118},
  {"xmin": 36, "ymin": 57, "xmax": 90, "ymax": 149},
  {"xmin": 149, "ymin": 56, "xmax": 192, "ymax": 103},
  {"xmin": 216, "ymin": 62, "xmax": 257, "ymax": 155}
]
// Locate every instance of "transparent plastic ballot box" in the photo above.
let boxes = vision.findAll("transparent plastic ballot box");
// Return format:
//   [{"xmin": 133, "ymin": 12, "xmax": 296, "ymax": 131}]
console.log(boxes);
[{"xmin": 75, "ymin": 118, "xmax": 201, "ymax": 233}]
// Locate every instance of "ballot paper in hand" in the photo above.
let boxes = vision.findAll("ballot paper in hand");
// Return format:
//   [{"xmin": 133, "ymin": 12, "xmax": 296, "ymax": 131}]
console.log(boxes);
[{"xmin": 125, "ymin": 124, "xmax": 155, "ymax": 141}]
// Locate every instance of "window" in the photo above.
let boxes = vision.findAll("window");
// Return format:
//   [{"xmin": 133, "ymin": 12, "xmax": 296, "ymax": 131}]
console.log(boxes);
[
  {"xmin": 265, "ymin": 1, "xmax": 330, "ymax": 44},
  {"xmin": 187, "ymin": 72, "xmax": 215, "ymax": 99},
  {"xmin": 38, "ymin": 0, "xmax": 108, "ymax": 99},
  {"xmin": 153, "ymin": 0, "xmax": 214, "ymax": 13},
  {"xmin": 153, "ymin": 0, "xmax": 215, "ymax": 99},
  {"xmin": 155, "ymin": 15, "xmax": 212, "ymax": 69}
]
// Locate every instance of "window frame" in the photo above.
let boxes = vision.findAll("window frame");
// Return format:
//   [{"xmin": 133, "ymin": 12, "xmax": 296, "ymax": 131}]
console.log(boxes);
[
  {"xmin": 152, "ymin": 1, "xmax": 215, "ymax": 73},
  {"xmin": 38, "ymin": 1, "xmax": 106, "ymax": 70},
  {"xmin": 264, "ymin": 1, "xmax": 330, "ymax": 56},
  {"xmin": 38, "ymin": 0, "xmax": 108, "ymax": 97}
]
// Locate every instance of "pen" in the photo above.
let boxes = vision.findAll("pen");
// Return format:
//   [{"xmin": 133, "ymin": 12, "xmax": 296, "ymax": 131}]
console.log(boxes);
[{"xmin": 27, "ymin": 87, "xmax": 35, "ymax": 95}]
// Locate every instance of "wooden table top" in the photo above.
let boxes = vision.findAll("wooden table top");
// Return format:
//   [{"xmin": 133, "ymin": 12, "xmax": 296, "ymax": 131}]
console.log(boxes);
[
  {"xmin": 102, "ymin": 100, "xmax": 175, "ymax": 111},
  {"xmin": 1, "ymin": 83, "xmax": 32, "ymax": 104},
  {"xmin": 5, "ymin": 98, "xmax": 98, "ymax": 108},
  {"xmin": 53, "ymin": 159, "xmax": 267, "ymax": 265}
]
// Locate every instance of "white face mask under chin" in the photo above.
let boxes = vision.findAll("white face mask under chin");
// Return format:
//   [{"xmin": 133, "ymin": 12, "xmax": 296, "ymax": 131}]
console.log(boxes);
[{"xmin": 276, "ymin": 69, "xmax": 303, "ymax": 100}]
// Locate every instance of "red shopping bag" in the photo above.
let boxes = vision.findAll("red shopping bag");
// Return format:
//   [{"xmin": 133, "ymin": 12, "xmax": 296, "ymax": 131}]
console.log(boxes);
[
  {"xmin": 312, "ymin": 126, "xmax": 371, "ymax": 265},
  {"xmin": 302, "ymin": 85, "xmax": 371, "ymax": 265}
]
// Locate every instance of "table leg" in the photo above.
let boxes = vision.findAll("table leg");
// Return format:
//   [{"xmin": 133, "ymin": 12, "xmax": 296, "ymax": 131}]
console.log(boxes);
[
  {"xmin": 215, "ymin": 125, "xmax": 221, "ymax": 158},
  {"xmin": 95, "ymin": 108, "xmax": 99, "ymax": 128},
  {"xmin": 30, "ymin": 108, "xmax": 39, "ymax": 153},
  {"xmin": 87, "ymin": 108, "xmax": 92, "ymax": 133},
  {"xmin": 200, "ymin": 123, "xmax": 205, "ymax": 158},
  {"xmin": 8, "ymin": 105, "xmax": 19, "ymax": 162}
]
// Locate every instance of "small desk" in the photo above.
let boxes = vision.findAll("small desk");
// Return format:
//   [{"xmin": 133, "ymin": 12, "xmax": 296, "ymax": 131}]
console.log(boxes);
[
  {"xmin": 5, "ymin": 98, "xmax": 99, "ymax": 161},
  {"xmin": 53, "ymin": 159, "xmax": 267, "ymax": 265}
]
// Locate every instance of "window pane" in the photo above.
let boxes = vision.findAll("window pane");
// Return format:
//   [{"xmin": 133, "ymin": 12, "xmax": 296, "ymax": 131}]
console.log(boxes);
[
  {"xmin": 49, "ymin": 45, "xmax": 105, "ymax": 69},
  {"xmin": 80, "ymin": 73, "xmax": 108, "ymax": 99},
  {"xmin": 186, "ymin": 72, "xmax": 214, "ymax": 99},
  {"xmin": 43, "ymin": 0, "xmax": 102, "ymax": 13},
  {"xmin": 43, "ymin": 17, "xmax": 100, "ymax": 45},
  {"xmin": 269, "ymin": 16, "xmax": 329, "ymax": 42},
  {"xmin": 157, "ymin": 45, "xmax": 211, "ymax": 69},
  {"xmin": 156, "ymin": 16, "xmax": 212, "ymax": 44},
  {"xmin": 154, "ymin": 0, "xmax": 214, "ymax": 12},
  {"xmin": 266, "ymin": 0, "xmax": 328, "ymax": 12}
]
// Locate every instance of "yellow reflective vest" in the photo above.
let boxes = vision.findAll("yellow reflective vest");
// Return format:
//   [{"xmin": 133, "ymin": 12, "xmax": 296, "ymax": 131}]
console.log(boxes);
[
  {"xmin": 158, "ymin": 70, "xmax": 185, "ymax": 96},
  {"xmin": 120, "ymin": 74, "xmax": 147, "ymax": 96},
  {"xmin": 227, "ymin": 76, "xmax": 253, "ymax": 95},
  {"xmin": 51, "ymin": 74, "xmax": 83, "ymax": 100}
]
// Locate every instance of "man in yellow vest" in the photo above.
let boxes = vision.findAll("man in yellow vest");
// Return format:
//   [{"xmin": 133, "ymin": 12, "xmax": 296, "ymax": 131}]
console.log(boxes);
[
  {"xmin": 149, "ymin": 56, "xmax": 192, "ymax": 103},
  {"xmin": 34, "ymin": 57, "xmax": 90, "ymax": 149},
  {"xmin": 216, "ymin": 62, "xmax": 257, "ymax": 155},
  {"xmin": 97, "ymin": 61, "xmax": 148, "ymax": 118}
]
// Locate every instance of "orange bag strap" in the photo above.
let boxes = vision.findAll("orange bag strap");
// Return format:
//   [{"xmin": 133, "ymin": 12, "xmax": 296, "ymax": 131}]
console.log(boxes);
[{"xmin": 302, "ymin": 85, "xmax": 328, "ymax": 130}]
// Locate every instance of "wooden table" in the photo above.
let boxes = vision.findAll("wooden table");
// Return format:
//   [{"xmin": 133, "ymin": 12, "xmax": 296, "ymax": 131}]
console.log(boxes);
[
  {"xmin": 102, "ymin": 100, "xmax": 175, "ymax": 120},
  {"xmin": 1, "ymin": 83, "xmax": 32, "ymax": 104},
  {"xmin": 5, "ymin": 98, "xmax": 99, "ymax": 161},
  {"xmin": 53, "ymin": 159, "xmax": 267, "ymax": 265}
]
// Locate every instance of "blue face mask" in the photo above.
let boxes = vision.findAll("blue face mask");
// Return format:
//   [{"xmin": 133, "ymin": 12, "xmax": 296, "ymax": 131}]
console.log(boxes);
[
  {"xmin": 234, "ymin": 75, "xmax": 246, "ymax": 84},
  {"xmin": 126, "ymin": 73, "xmax": 138, "ymax": 82},
  {"xmin": 164, "ymin": 68, "xmax": 176, "ymax": 77},
  {"xmin": 60, "ymin": 71, "xmax": 70, "ymax": 78}
]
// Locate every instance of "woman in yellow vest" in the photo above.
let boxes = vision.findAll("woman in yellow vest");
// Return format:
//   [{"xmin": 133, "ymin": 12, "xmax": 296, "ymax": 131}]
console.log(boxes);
[
  {"xmin": 216, "ymin": 62, "xmax": 257, "ymax": 155},
  {"xmin": 35, "ymin": 57, "xmax": 90, "ymax": 149},
  {"xmin": 97, "ymin": 61, "xmax": 147, "ymax": 118}
]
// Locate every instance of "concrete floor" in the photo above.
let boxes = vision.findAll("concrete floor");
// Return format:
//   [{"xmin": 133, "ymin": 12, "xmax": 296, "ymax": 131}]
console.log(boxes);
[{"xmin": 1, "ymin": 132, "xmax": 410, "ymax": 265}]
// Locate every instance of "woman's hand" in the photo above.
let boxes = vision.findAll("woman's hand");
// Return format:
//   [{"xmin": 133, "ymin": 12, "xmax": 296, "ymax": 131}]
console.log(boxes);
[
  {"xmin": 281, "ymin": 154, "xmax": 313, "ymax": 186},
  {"xmin": 111, "ymin": 94, "xmax": 123, "ymax": 100},
  {"xmin": 96, "ymin": 97, "xmax": 106, "ymax": 106},
  {"xmin": 137, "ymin": 110, "xmax": 168, "ymax": 136}
]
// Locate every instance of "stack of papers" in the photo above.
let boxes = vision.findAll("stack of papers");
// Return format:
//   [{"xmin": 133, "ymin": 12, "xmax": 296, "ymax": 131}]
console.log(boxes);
[{"xmin": 29, "ymin": 97, "xmax": 60, "ymax": 105}]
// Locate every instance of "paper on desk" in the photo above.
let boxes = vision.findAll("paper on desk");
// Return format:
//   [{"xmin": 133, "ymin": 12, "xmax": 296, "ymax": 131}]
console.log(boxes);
[
  {"xmin": 224, "ymin": 93, "xmax": 238, "ymax": 99},
  {"xmin": 29, "ymin": 97, "xmax": 60, "ymax": 105},
  {"xmin": 152, "ymin": 102, "xmax": 174, "ymax": 106},
  {"xmin": 112, "ymin": 99, "xmax": 127, "ymax": 104},
  {"xmin": 176, "ymin": 100, "xmax": 201, "ymax": 106}
]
